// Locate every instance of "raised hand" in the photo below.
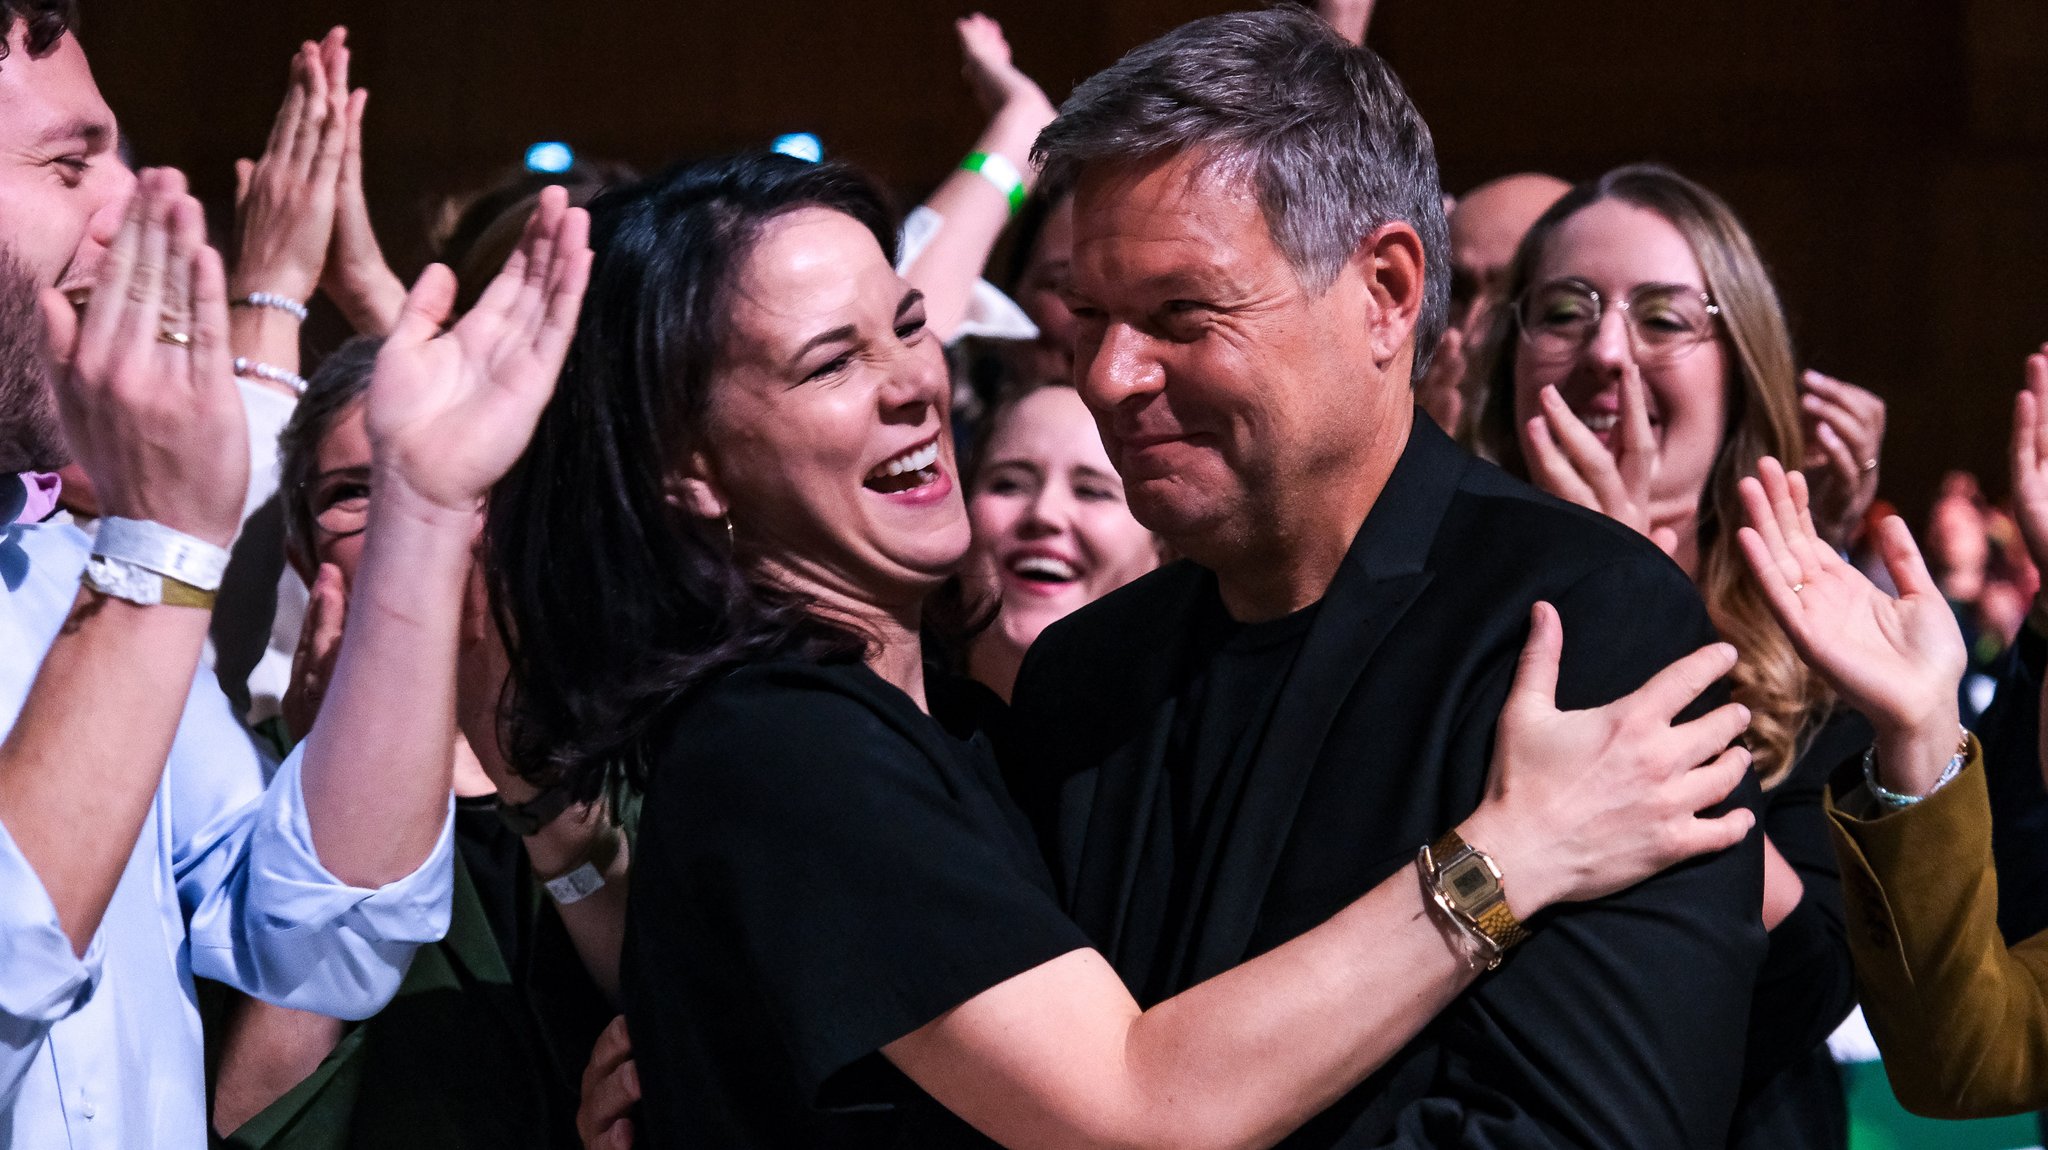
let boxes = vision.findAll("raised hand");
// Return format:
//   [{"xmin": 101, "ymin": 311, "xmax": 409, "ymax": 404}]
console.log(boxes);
[
  {"xmin": 1737, "ymin": 456, "xmax": 1966, "ymax": 793},
  {"xmin": 321, "ymin": 79, "xmax": 407, "ymax": 336},
  {"xmin": 955, "ymin": 13, "xmax": 1054, "ymax": 121},
  {"xmin": 1459, "ymin": 602, "xmax": 1754, "ymax": 917},
  {"xmin": 40, "ymin": 169, "xmax": 248, "ymax": 547},
  {"xmin": 2009, "ymin": 345, "xmax": 2048, "ymax": 577},
  {"xmin": 282, "ymin": 563, "xmax": 346, "ymax": 740},
  {"xmin": 1415, "ymin": 327, "xmax": 1466, "ymax": 436},
  {"xmin": 1315, "ymin": 0, "xmax": 1377, "ymax": 44},
  {"xmin": 232, "ymin": 28, "xmax": 349, "ymax": 304},
  {"xmin": 1521, "ymin": 367, "xmax": 1680, "ymax": 556},
  {"xmin": 1798, "ymin": 370, "xmax": 1886, "ymax": 549},
  {"xmin": 366, "ymin": 186, "xmax": 591, "ymax": 515}
]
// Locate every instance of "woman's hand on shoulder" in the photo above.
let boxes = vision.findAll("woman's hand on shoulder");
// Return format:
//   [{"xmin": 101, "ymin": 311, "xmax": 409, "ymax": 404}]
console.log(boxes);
[{"xmin": 1462, "ymin": 601, "xmax": 1755, "ymax": 918}]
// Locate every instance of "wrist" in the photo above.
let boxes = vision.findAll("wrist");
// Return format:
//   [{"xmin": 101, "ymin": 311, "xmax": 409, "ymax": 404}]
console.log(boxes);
[
  {"xmin": 368, "ymin": 465, "xmax": 486, "ymax": 530},
  {"xmin": 229, "ymin": 272, "xmax": 318, "ymax": 305},
  {"xmin": 1454, "ymin": 809, "xmax": 1553, "ymax": 921},
  {"xmin": 1872, "ymin": 709, "xmax": 1967, "ymax": 797}
]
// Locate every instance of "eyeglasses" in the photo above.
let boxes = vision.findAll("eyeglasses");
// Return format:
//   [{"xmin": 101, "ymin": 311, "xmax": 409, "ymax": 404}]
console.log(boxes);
[
  {"xmin": 305, "ymin": 469, "xmax": 370, "ymax": 541},
  {"xmin": 1513, "ymin": 279, "xmax": 1721, "ymax": 365}
]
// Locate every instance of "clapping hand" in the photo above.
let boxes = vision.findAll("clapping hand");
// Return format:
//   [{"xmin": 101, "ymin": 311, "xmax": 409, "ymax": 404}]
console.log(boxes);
[
  {"xmin": 1798, "ymin": 370, "xmax": 1886, "ymax": 550},
  {"xmin": 40, "ymin": 169, "xmax": 248, "ymax": 548},
  {"xmin": 321, "ymin": 57, "xmax": 406, "ymax": 335},
  {"xmin": 282, "ymin": 563, "xmax": 346, "ymax": 740},
  {"xmin": 1737, "ymin": 457, "xmax": 1965, "ymax": 795},
  {"xmin": 232, "ymin": 29, "xmax": 349, "ymax": 305},
  {"xmin": 366, "ymin": 186, "xmax": 591, "ymax": 518},
  {"xmin": 1520, "ymin": 367, "xmax": 1680, "ymax": 556},
  {"xmin": 2008, "ymin": 345, "xmax": 2048, "ymax": 578}
]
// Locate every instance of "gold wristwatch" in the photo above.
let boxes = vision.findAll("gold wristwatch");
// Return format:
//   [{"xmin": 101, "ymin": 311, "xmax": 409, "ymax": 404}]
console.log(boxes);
[{"xmin": 1419, "ymin": 828, "xmax": 1530, "ymax": 969}]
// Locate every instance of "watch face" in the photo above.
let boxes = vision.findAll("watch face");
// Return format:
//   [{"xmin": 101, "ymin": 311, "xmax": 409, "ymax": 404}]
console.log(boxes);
[{"xmin": 1444, "ymin": 855, "xmax": 1501, "ymax": 907}]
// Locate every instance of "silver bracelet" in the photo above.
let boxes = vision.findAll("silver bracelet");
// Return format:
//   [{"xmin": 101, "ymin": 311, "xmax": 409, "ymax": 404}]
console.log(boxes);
[
  {"xmin": 1862, "ymin": 726, "xmax": 1972, "ymax": 810},
  {"xmin": 233, "ymin": 356, "xmax": 307, "ymax": 396},
  {"xmin": 233, "ymin": 291, "xmax": 309, "ymax": 322}
]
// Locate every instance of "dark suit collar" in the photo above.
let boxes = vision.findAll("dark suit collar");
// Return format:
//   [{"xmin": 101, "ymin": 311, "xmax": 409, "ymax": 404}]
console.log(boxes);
[{"xmin": 1339, "ymin": 408, "xmax": 1468, "ymax": 583}]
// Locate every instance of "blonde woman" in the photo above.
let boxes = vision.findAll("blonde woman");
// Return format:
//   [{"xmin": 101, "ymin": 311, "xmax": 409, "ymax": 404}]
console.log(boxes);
[{"xmin": 1469, "ymin": 163, "xmax": 1858, "ymax": 1150}]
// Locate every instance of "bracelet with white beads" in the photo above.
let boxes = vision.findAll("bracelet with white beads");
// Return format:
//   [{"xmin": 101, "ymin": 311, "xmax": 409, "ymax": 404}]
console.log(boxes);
[{"xmin": 233, "ymin": 357, "xmax": 308, "ymax": 396}]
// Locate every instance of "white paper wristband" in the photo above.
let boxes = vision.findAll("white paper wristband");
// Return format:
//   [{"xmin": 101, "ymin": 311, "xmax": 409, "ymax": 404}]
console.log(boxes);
[
  {"xmin": 93, "ymin": 517, "xmax": 230, "ymax": 592},
  {"xmin": 543, "ymin": 860, "xmax": 607, "ymax": 905}
]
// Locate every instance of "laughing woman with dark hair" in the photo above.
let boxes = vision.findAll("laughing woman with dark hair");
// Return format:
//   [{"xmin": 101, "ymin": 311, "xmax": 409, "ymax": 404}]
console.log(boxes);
[{"xmin": 486, "ymin": 151, "xmax": 1754, "ymax": 1149}]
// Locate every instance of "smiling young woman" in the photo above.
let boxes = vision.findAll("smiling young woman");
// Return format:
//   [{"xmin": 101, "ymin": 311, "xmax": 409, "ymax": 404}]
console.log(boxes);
[
  {"xmin": 963, "ymin": 383, "xmax": 1161, "ymax": 700},
  {"xmin": 1468, "ymin": 163, "xmax": 1854, "ymax": 1150}
]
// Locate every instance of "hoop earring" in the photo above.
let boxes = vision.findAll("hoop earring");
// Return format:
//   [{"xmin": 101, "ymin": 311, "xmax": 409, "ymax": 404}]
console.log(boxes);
[{"xmin": 722, "ymin": 514, "xmax": 736, "ymax": 551}]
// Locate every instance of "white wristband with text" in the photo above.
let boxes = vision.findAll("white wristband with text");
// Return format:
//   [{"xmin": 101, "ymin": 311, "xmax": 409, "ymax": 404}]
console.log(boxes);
[{"xmin": 93, "ymin": 517, "xmax": 230, "ymax": 591}]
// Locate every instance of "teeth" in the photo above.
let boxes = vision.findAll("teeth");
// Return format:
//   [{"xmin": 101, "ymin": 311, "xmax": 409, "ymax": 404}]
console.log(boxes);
[
  {"xmin": 1582, "ymin": 413, "xmax": 1618, "ymax": 433},
  {"xmin": 64, "ymin": 288, "xmax": 90, "ymax": 310},
  {"xmin": 1012, "ymin": 555, "xmax": 1077, "ymax": 582},
  {"xmin": 876, "ymin": 440, "xmax": 939, "ymax": 478}
]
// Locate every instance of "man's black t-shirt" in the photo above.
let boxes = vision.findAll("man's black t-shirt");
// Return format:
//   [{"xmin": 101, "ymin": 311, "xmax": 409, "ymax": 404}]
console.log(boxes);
[{"xmin": 1127, "ymin": 593, "xmax": 1319, "ymax": 1005}]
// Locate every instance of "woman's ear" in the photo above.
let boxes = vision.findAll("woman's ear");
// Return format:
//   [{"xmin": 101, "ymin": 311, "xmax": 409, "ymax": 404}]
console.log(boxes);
[{"xmin": 664, "ymin": 450, "xmax": 730, "ymax": 520}]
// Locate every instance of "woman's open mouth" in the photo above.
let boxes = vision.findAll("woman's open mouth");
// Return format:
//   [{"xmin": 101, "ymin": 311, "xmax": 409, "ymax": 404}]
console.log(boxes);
[{"xmin": 863, "ymin": 438, "xmax": 942, "ymax": 495}]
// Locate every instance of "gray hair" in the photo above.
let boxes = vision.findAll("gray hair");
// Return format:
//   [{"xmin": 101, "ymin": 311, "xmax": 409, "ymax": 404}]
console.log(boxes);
[
  {"xmin": 1033, "ymin": 5, "xmax": 1451, "ymax": 378},
  {"xmin": 278, "ymin": 335, "xmax": 381, "ymax": 563}
]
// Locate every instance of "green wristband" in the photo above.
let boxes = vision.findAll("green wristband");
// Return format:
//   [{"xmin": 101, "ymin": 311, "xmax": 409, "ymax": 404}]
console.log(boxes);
[{"xmin": 961, "ymin": 151, "xmax": 1027, "ymax": 215}]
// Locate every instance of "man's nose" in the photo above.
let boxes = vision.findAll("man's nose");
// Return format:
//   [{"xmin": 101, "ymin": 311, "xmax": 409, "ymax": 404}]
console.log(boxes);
[
  {"xmin": 75, "ymin": 164, "xmax": 140, "ymax": 283},
  {"xmin": 1079, "ymin": 323, "xmax": 1164, "ymax": 414}
]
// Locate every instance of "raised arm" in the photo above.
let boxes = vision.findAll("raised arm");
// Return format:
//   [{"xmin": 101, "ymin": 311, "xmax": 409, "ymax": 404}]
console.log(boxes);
[
  {"xmin": 230, "ymin": 28, "xmax": 349, "ymax": 396},
  {"xmin": 1315, "ymin": 0, "xmax": 1377, "ymax": 45},
  {"xmin": 886, "ymin": 608, "xmax": 1752, "ymax": 1150},
  {"xmin": 899, "ymin": 14, "xmax": 1055, "ymax": 341},
  {"xmin": 320, "ymin": 45, "xmax": 407, "ymax": 335},
  {"xmin": 1736, "ymin": 456, "xmax": 2048, "ymax": 1116},
  {"xmin": 0, "ymin": 170, "xmax": 249, "ymax": 957},
  {"xmin": 299, "ymin": 187, "xmax": 591, "ymax": 887}
]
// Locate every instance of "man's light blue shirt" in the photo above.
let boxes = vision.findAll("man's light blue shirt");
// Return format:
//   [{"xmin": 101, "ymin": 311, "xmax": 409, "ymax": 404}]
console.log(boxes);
[{"xmin": 0, "ymin": 517, "xmax": 454, "ymax": 1149}]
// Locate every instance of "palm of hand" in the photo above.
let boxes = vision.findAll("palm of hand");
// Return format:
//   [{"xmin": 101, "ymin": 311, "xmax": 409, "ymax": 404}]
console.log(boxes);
[
  {"xmin": 1782, "ymin": 564, "xmax": 1965, "ymax": 731},
  {"xmin": 368, "ymin": 305, "xmax": 551, "ymax": 512}
]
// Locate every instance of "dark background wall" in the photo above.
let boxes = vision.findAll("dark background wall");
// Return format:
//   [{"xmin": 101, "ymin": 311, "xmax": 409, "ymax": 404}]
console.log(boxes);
[{"xmin": 81, "ymin": 1, "xmax": 2048, "ymax": 522}]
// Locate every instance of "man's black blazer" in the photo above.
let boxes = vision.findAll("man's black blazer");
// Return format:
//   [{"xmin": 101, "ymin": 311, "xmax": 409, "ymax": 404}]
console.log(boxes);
[{"xmin": 1004, "ymin": 415, "xmax": 1768, "ymax": 1148}]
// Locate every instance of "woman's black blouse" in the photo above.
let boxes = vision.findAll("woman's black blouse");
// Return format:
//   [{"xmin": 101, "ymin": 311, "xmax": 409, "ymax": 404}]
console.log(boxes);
[{"xmin": 623, "ymin": 660, "xmax": 1092, "ymax": 1148}]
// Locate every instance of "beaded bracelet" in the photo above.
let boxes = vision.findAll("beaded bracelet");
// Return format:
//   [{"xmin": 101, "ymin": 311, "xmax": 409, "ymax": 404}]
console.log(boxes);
[
  {"xmin": 232, "ymin": 292, "xmax": 310, "ymax": 322},
  {"xmin": 1862, "ymin": 726, "xmax": 1972, "ymax": 810},
  {"xmin": 233, "ymin": 356, "xmax": 308, "ymax": 396}
]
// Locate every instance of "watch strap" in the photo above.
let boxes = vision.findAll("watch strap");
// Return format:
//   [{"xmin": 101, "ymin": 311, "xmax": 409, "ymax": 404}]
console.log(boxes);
[{"xmin": 495, "ymin": 785, "xmax": 576, "ymax": 837}]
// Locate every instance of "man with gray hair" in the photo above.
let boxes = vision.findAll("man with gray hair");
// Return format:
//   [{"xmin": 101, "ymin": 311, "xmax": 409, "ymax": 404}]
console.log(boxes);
[{"xmin": 1004, "ymin": 8, "xmax": 1765, "ymax": 1146}]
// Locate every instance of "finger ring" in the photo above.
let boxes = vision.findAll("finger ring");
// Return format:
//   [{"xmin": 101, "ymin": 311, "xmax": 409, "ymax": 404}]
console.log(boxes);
[
  {"xmin": 1790, "ymin": 582, "xmax": 1805, "ymax": 594},
  {"xmin": 1861, "ymin": 458, "xmax": 1878, "ymax": 473},
  {"xmin": 157, "ymin": 328, "xmax": 193, "ymax": 349}
]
